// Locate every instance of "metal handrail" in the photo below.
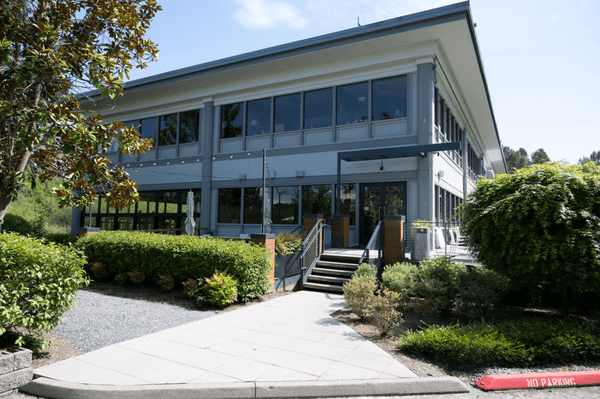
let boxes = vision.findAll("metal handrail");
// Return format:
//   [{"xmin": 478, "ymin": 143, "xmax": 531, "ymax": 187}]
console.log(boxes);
[
  {"xmin": 359, "ymin": 220, "xmax": 383, "ymax": 265},
  {"xmin": 300, "ymin": 219, "xmax": 326, "ymax": 284}
]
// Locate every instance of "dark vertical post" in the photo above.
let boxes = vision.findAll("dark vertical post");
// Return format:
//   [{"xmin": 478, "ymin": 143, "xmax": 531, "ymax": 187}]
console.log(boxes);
[
  {"xmin": 261, "ymin": 148, "xmax": 266, "ymax": 234},
  {"xmin": 336, "ymin": 154, "xmax": 341, "ymax": 215}
]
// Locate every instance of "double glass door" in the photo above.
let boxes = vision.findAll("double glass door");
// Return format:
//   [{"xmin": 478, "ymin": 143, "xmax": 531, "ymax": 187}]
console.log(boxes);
[{"xmin": 359, "ymin": 182, "xmax": 407, "ymax": 245}]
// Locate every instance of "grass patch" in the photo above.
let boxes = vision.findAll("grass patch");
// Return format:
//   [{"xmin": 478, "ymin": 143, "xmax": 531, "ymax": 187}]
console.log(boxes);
[{"xmin": 397, "ymin": 316, "xmax": 600, "ymax": 368}]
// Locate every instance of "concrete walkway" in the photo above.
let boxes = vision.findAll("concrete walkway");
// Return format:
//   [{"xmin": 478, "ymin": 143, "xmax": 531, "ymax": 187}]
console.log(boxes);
[{"xmin": 21, "ymin": 291, "xmax": 468, "ymax": 398}]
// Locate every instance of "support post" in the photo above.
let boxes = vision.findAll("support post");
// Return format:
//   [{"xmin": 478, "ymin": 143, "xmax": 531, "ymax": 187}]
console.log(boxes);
[{"xmin": 251, "ymin": 233, "xmax": 276, "ymax": 289}]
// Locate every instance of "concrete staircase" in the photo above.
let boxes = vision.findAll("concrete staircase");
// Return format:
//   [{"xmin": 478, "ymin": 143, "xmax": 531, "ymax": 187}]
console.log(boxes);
[{"xmin": 303, "ymin": 252, "xmax": 361, "ymax": 294}]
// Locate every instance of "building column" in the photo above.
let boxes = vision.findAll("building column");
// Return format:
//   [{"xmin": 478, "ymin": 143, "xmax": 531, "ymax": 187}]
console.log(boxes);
[
  {"xmin": 416, "ymin": 59, "xmax": 435, "ymax": 222},
  {"xmin": 200, "ymin": 101, "xmax": 214, "ymax": 235},
  {"xmin": 463, "ymin": 128, "xmax": 469, "ymax": 199}
]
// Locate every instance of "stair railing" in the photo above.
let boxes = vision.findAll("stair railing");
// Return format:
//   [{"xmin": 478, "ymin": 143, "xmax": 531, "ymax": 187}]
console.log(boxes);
[
  {"xmin": 359, "ymin": 220, "xmax": 383, "ymax": 266},
  {"xmin": 300, "ymin": 219, "xmax": 326, "ymax": 286}
]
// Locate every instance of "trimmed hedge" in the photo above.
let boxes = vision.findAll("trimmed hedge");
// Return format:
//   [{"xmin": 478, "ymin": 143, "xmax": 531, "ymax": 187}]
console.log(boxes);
[
  {"xmin": 0, "ymin": 232, "xmax": 89, "ymax": 351},
  {"xmin": 75, "ymin": 231, "xmax": 273, "ymax": 301}
]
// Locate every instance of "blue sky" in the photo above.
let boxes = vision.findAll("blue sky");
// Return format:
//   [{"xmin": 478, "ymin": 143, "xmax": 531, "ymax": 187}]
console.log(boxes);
[{"xmin": 126, "ymin": 0, "xmax": 600, "ymax": 165}]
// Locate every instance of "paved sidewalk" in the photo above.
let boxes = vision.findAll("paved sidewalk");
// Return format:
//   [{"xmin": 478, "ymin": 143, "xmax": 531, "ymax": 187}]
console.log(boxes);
[{"xmin": 21, "ymin": 291, "xmax": 468, "ymax": 398}]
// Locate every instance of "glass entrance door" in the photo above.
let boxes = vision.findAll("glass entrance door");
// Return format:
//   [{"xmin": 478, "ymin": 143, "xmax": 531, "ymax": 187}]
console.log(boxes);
[{"xmin": 359, "ymin": 182, "xmax": 407, "ymax": 245}]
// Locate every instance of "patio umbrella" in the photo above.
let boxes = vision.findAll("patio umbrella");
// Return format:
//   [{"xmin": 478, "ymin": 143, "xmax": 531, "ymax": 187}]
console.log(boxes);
[{"xmin": 184, "ymin": 190, "xmax": 196, "ymax": 235}]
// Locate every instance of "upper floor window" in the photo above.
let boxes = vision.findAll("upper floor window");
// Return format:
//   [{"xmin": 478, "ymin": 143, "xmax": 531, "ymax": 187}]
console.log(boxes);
[
  {"xmin": 159, "ymin": 113, "xmax": 177, "ymax": 146},
  {"xmin": 274, "ymin": 93, "xmax": 300, "ymax": 133},
  {"xmin": 247, "ymin": 98, "xmax": 271, "ymax": 136},
  {"xmin": 304, "ymin": 88, "xmax": 333, "ymax": 130},
  {"xmin": 337, "ymin": 82, "xmax": 368, "ymax": 125},
  {"xmin": 140, "ymin": 117, "xmax": 157, "ymax": 147},
  {"xmin": 372, "ymin": 75, "xmax": 407, "ymax": 121},
  {"xmin": 221, "ymin": 103, "xmax": 243, "ymax": 139},
  {"xmin": 179, "ymin": 109, "xmax": 200, "ymax": 144}
]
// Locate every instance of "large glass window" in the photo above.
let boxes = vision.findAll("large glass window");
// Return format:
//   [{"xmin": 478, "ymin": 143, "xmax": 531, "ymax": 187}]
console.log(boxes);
[
  {"xmin": 272, "ymin": 186, "xmax": 299, "ymax": 224},
  {"xmin": 158, "ymin": 191, "xmax": 179, "ymax": 213},
  {"xmin": 244, "ymin": 187, "xmax": 262, "ymax": 224},
  {"xmin": 140, "ymin": 117, "xmax": 157, "ymax": 146},
  {"xmin": 221, "ymin": 103, "xmax": 243, "ymax": 139},
  {"xmin": 336, "ymin": 184, "xmax": 356, "ymax": 226},
  {"xmin": 302, "ymin": 185, "xmax": 332, "ymax": 221},
  {"xmin": 337, "ymin": 82, "xmax": 368, "ymax": 125},
  {"xmin": 138, "ymin": 192, "xmax": 157, "ymax": 214},
  {"xmin": 218, "ymin": 188, "xmax": 241, "ymax": 223},
  {"xmin": 159, "ymin": 113, "xmax": 177, "ymax": 146},
  {"xmin": 179, "ymin": 109, "xmax": 200, "ymax": 144},
  {"xmin": 372, "ymin": 76, "xmax": 407, "ymax": 121},
  {"xmin": 304, "ymin": 88, "xmax": 333, "ymax": 130},
  {"xmin": 246, "ymin": 99, "xmax": 271, "ymax": 136},
  {"xmin": 274, "ymin": 94, "xmax": 300, "ymax": 133}
]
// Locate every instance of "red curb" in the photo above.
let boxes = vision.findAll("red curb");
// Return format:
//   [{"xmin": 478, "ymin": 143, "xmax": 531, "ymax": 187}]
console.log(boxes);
[{"xmin": 476, "ymin": 370, "xmax": 600, "ymax": 391}]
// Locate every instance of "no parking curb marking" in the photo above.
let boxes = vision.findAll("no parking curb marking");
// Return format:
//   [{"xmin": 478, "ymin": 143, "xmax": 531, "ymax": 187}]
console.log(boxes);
[{"xmin": 476, "ymin": 370, "xmax": 600, "ymax": 391}]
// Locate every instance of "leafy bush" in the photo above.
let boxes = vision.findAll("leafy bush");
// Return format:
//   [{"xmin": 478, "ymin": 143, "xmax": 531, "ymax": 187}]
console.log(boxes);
[
  {"xmin": 0, "ymin": 232, "xmax": 89, "ymax": 352},
  {"xmin": 343, "ymin": 264, "xmax": 376, "ymax": 319},
  {"xmin": 368, "ymin": 289, "xmax": 402, "ymax": 335},
  {"xmin": 455, "ymin": 266, "xmax": 508, "ymax": 318},
  {"xmin": 115, "ymin": 273, "xmax": 127, "ymax": 285},
  {"xmin": 43, "ymin": 233, "xmax": 78, "ymax": 246},
  {"xmin": 203, "ymin": 271, "xmax": 238, "ymax": 307},
  {"xmin": 75, "ymin": 231, "xmax": 272, "ymax": 301},
  {"xmin": 274, "ymin": 232, "xmax": 303, "ymax": 255},
  {"xmin": 2, "ymin": 214, "xmax": 34, "ymax": 236},
  {"xmin": 415, "ymin": 256, "xmax": 462, "ymax": 317},
  {"xmin": 158, "ymin": 275, "xmax": 174, "ymax": 291},
  {"xmin": 460, "ymin": 162, "xmax": 600, "ymax": 310},
  {"xmin": 398, "ymin": 316, "xmax": 600, "ymax": 368},
  {"xmin": 182, "ymin": 278, "xmax": 198, "ymax": 298},
  {"xmin": 89, "ymin": 262, "xmax": 109, "ymax": 281},
  {"xmin": 127, "ymin": 269, "xmax": 145, "ymax": 285},
  {"xmin": 381, "ymin": 262, "xmax": 418, "ymax": 311}
]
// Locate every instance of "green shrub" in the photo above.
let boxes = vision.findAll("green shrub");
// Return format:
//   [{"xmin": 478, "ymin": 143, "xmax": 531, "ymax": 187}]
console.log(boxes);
[
  {"xmin": 2, "ymin": 214, "xmax": 34, "ymax": 236},
  {"xmin": 115, "ymin": 273, "xmax": 127, "ymax": 285},
  {"xmin": 397, "ymin": 316, "xmax": 600, "ymax": 368},
  {"xmin": 43, "ymin": 233, "xmax": 78, "ymax": 246},
  {"xmin": 368, "ymin": 289, "xmax": 403, "ymax": 335},
  {"xmin": 415, "ymin": 256, "xmax": 462, "ymax": 317},
  {"xmin": 455, "ymin": 266, "xmax": 508, "ymax": 318},
  {"xmin": 182, "ymin": 278, "xmax": 198, "ymax": 298},
  {"xmin": 460, "ymin": 162, "xmax": 600, "ymax": 310},
  {"xmin": 75, "ymin": 231, "xmax": 272, "ymax": 301},
  {"xmin": 343, "ymin": 264, "xmax": 376, "ymax": 319},
  {"xmin": 274, "ymin": 232, "xmax": 303, "ymax": 255},
  {"xmin": 203, "ymin": 271, "xmax": 238, "ymax": 307},
  {"xmin": 127, "ymin": 269, "xmax": 145, "ymax": 285},
  {"xmin": 0, "ymin": 232, "xmax": 89, "ymax": 352},
  {"xmin": 381, "ymin": 262, "xmax": 418, "ymax": 311},
  {"xmin": 157, "ymin": 275, "xmax": 174, "ymax": 291}
]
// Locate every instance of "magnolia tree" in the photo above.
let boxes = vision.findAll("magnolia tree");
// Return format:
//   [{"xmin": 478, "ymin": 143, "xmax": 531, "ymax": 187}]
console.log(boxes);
[
  {"xmin": 460, "ymin": 162, "xmax": 600, "ymax": 310},
  {"xmin": 0, "ymin": 0, "xmax": 161, "ymax": 231}
]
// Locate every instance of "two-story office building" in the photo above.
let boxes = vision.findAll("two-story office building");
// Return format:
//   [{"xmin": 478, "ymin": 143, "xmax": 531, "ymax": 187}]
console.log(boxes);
[{"xmin": 73, "ymin": 1, "xmax": 506, "ymax": 248}]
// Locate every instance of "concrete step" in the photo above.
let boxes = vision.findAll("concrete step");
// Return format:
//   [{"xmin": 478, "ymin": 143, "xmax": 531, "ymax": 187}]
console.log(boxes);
[
  {"xmin": 303, "ymin": 282, "xmax": 344, "ymax": 294},
  {"xmin": 312, "ymin": 267, "xmax": 355, "ymax": 278},
  {"xmin": 320, "ymin": 255, "xmax": 362, "ymax": 264},
  {"xmin": 315, "ymin": 261, "xmax": 358, "ymax": 270},
  {"xmin": 307, "ymin": 274, "xmax": 350, "ymax": 285}
]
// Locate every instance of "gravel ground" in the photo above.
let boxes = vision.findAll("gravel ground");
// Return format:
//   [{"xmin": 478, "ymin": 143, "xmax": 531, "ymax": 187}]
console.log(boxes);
[{"xmin": 52, "ymin": 289, "xmax": 214, "ymax": 355}]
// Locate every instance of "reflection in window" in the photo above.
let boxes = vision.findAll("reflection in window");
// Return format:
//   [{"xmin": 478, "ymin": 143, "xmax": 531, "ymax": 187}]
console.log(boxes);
[
  {"xmin": 274, "ymin": 94, "xmax": 300, "ymax": 133},
  {"xmin": 179, "ymin": 110, "xmax": 199, "ymax": 144},
  {"xmin": 244, "ymin": 187, "xmax": 262, "ymax": 224},
  {"xmin": 117, "ymin": 217, "xmax": 134, "ymax": 230},
  {"xmin": 272, "ymin": 186, "xmax": 299, "ymax": 224},
  {"xmin": 138, "ymin": 192, "xmax": 157, "ymax": 214},
  {"xmin": 247, "ymin": 99, "xmax": 271, "ymax": 136},
  {"xmin": 158, "ymin": 217, "xmax": 177, "ymax": 230},
  {"xmin": 372, "ymin": 76, "xmax": 407, "ymax": 121},
  {"xmin": 337, "ymin": 82, "xmax": 368, "ymax": 125},
  {"xmin": 385, "ymin": 185, "xmax": 405, "ymax": 216},
  {"xmin": 99, "ymin": 217, "xmax": 115, "ymax": 231},
  {"xmin": 219, "ymin": 188, "xmax": 241, "ymax": 223},
  {"xmin": 336, "ymin": 184, "xmax": 356, "ymax": 226},
  {"xmin": 158, "ymin": 191, "xmax": 179, "ymax": 213},
  {"xmin": 140, "ymin": 117, "xmax": 157, "ymax": 146},
  {"xmin": 221, "ymin": 103, "xmax": 243, "ymax": 139},
  {"xmin": 302, "ymin": 185, "xmax": 332, "ymax": 221},
  {"xmin": 159, "ymin": 113, "xmax": 177, "ymax": 146},
  {"xmin": 304, "ymin": 88, "xmax": 333, "ymax": 130}
]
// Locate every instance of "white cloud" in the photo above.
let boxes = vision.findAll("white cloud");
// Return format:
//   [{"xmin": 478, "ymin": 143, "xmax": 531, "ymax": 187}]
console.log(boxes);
[
  {"xmin": 234, "ymin": 0, "xmax": 309, "ymax": 29},
  {"xmin": 550, "ymin": 13, "xmax": 561, "ymax": 21}
]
